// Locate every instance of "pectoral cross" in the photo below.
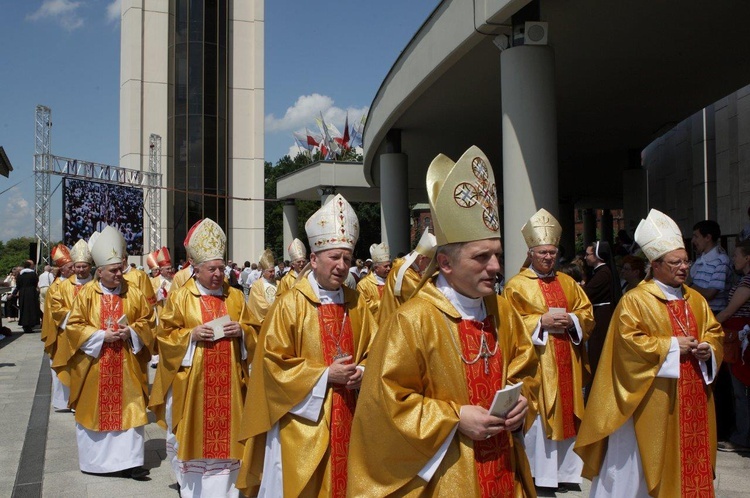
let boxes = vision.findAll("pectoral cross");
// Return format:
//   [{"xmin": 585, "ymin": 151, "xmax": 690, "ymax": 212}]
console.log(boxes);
[{"xmin": 479, "ymin": 334, "xmax": 493, "ymax": 375}]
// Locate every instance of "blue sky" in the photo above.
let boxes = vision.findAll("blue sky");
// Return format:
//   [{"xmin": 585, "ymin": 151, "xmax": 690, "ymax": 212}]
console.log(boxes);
[{"xmin": 0, "ymin": 0, "xmax": 439, "ymax": 242}]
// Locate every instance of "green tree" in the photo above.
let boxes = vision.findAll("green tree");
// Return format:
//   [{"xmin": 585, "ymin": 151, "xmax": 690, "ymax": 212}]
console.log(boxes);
[
  {"xmin": 263, "ymin": 151, "xmax": 380, "ymax": 261},
  {"xmin": 0, "ymin": 236, "xmax": 37, "ymax": 276}
]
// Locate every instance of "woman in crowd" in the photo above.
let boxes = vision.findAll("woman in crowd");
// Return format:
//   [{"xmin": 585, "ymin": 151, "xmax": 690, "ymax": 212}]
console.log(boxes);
[
  {"xmin": 619, "ymin": 254, "xmax": 646, "ymax": 293},
  {"xmin": 715, "ymin": 241, "xmax": 750, "ymax": 452}
]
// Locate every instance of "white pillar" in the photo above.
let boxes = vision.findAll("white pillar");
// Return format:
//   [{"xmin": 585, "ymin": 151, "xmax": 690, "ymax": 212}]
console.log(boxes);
[
  {"xmin": 282, "ymin": 199, "xmax": 298, "ymax": 260},
  {"xmin": 380, "ymin": 153, "xmax": 410, "ymax": 256},
  {"xmin": 319, "ymin": 186, "xmax": 336, "ymax": 206},
  {"xmin": 501, "ymin": 45, "xmax": 558, "ymax": 277}
]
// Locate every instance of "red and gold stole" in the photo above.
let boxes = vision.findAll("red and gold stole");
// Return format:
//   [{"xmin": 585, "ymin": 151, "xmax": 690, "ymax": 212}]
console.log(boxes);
[
  {"xmin": 459, "ymin": 316, "xmax": 514, "ymax": 498},
  {"xmin": 537, "ymin": 277, "xmax": 576, "ymax": 439},
  {"xmin": 200, "ymin": 295, "xmax": 232, "ymax": 459},
  {"xmin": 665, "ymin": 301, "xmax": 714, "ymax": 498},
  {"xmin": 99, "ymin": 293, "xmax": 124, "ymax": 431},
  {"xmin": 318, "ymin": 303, "xmax": 356, "ymax": 498}
]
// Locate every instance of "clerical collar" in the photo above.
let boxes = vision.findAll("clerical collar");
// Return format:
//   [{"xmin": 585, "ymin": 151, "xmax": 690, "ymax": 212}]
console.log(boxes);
[
  {"xmin": 308, "ymin": 272, "xmax": 343, "ymax": 304},
  {"xmin": 374, "ymin": 273, "xmax": 386, "ymax": 285},
  {"xmin": 530, "ymin": 265, "xmax": 555, "ymax": 278},
  {"xmin": 98, "ymin": 282, "xmax": 121, "ymax": 295},
  {"xmin": 20, "ymin": 268, "xmax": 34, "ymax": 274},
  {"xmin": 593, "ymin": 262, "xmax": 606, "ymax": 271},
  {"xmin": 122, "ymin": 265, "xmax": 131, "ymax": 274},
  {"xmin": 436, "ymin": 273, "xmax": 486, "ymax": 321},
  {"xmin": 195, "ymin": 280, "xmax": 223, "ymax": 296},
  {"xmin": 77, "ymin": 275, "xmax": 93, "ymax": 285},
  {"xmin": 654, "ymin": 279, "xmax": 684, "ymax": 301}
]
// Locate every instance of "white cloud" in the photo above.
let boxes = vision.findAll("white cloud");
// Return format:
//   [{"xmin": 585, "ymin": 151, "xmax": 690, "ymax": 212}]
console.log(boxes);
[
  {"xmin": 105, "ymin": 0, "xmax": 121, "ymax": 24},
  {"xmin": 27, "ymin": 0, "xmax": 85, "ymax": 31},
  {"xmin": 0, "ymin": 188, "xmax": 34, "ymax": 241},
  {"xmin": 266, "ymin": 93, "xmax": 368, "ymax": 135}
]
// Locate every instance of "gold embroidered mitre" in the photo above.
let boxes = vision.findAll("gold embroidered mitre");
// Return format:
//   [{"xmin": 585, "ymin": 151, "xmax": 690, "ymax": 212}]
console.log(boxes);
[
  {"xmin": 70, "ymin": 239, "xmax": 93, "ymax": 264},
  {"xmin": 91, "ymin": 226, "xmax": 126, "ymax": 267},
  {"xmin": 521, "ymin": 208, "xmax": 562, "ymax": 248},
  {"xmin": 634, "ymin": 209, "xmax": 685, "ymax": 262},
  {"xmin": 259, "ymin": 249, "xmax": 275, "ymax": 271},
  {"xmin": 305, "ymin": 194, "xmax": 359, "ymax": 252},
  {"xmin": 426, "ymin": 145, "xmax": 501, "ymax": 246},
  {"xmin": 369, "ymin": 242, "xmax": 391, "ymax": 263},
  {"xmin": 288, "ymin": 238, "xmax": 307, "ymax": 261},
  {"xmin": 145, "ymin": 251, "xmax": 159, "ymax": 270},
  {"xmin": 51, "ymin": 243, "xmax": 73, "ymax": 267},
  {"xmin": 185, "ymin": 218, "xmax": 226, "ymax": 264},
  {"xmin": 156, "ymin": 246, "xmax": 172, "ymax": 268}
]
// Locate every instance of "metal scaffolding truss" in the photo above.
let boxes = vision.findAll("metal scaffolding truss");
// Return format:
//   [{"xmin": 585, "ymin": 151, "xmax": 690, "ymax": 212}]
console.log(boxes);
[
  {"xmin": 33, "ymin": 105, "xmax": 163, "ymax": 264},
  {"xmin": 147, "ymin": 134, "xmax": 162, "ymax": 250}
]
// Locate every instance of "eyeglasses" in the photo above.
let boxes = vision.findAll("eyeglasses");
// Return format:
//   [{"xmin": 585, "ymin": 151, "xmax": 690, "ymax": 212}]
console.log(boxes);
[
  {"xmin": 660, "ymin": 259, "xmax": 692, "ymax": 269},
  {"xmin": 532, "ymin": 250, "xmax": 558, "ymax": 257}
]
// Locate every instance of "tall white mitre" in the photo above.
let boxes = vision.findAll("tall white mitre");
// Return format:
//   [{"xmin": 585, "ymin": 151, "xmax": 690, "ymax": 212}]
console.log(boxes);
[{"xmin": 634, "ymin": 209, "xmax": 685, "ymax": 262}]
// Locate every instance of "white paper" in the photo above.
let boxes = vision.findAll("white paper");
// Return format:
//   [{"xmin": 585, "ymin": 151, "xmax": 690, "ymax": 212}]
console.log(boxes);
[
  {"xmin": 489, "ymin": 382, "xmax": 522, "ymax": 417},
  {"xmin": 205, "ymin": 314, "xmax": 231, "ymax": 341},
  {"xmin": 547, "ymin": 307, "xmax": 567, "ymax": 334},
  {"xmin": 117, "ymin": 314, "xmax": 129, "ymax": 327}
]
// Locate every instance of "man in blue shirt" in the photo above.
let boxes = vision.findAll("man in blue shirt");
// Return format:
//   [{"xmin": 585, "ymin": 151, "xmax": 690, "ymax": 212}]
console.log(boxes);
[{"xmin": 689, "ymin": 219, "xmax": 732, "ymax": 314}]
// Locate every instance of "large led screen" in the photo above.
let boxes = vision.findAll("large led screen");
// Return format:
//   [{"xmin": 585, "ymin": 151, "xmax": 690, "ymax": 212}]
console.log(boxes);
[{"xmin": 63, "ymin": 178, "xmax": 144, "ymax": 255}]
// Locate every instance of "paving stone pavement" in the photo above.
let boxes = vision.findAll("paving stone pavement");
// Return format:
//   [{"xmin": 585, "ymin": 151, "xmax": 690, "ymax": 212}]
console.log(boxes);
[{"xmin": 2, "ymin": 320, "xmax": 750, "ymax": 497}]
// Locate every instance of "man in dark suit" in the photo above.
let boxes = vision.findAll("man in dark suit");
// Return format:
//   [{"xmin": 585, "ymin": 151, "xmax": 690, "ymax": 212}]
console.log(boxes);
[{"xmin": 16, "ymin": 260, "xmax": 40, "ymax": 333}]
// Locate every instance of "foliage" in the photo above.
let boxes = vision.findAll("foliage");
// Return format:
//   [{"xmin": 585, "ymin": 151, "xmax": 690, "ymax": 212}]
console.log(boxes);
[
  {"xmin": 0, "ymin": 237, "xmax": 37, "ymax": 277},
  {"xmin": 263, "ymin": 151, "xmax": 379, "ymax": 261}
]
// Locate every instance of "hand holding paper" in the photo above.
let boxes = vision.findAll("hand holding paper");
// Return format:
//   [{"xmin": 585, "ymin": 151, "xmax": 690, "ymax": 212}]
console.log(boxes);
[
  {"xmin": 205, "ymin": 314, "xmax": 231, "ymax": 341},
  {"xmin": 489, "ymin": 382, "xmax": 523, "ymax": 418}
]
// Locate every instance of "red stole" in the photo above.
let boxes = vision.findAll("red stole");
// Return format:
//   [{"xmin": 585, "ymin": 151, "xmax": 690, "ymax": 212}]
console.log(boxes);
[
  {"xmin": 200, "ymin": 295, "xmax": 232, "ymax": 459},
  {"xmin": 537, "ymin": 277, "xmax": 576, "ymax": 439},
  {"xmin": 318, "ymin": 303, "xmax": 356, "ymax": 498},
  {"xmin": 458, "ymin": 317, "xmax": 514, "ymax": 498},
  {"xmin": 98, "ymin": 294, "xmax": 124, "ymax": 431},
  {"xmin": 665, "ymin": 301, "xmax": 714, "ymax": 497}
]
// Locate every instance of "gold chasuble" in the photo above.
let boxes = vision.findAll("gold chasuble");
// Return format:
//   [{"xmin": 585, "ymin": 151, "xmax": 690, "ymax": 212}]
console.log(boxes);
[
  {"xmin": 276, "ymin": 269, "xmax": 298, "ymax": 296},
  {"xmin": 41, "ymin": 278, "xmax": 64, "ymax": 358},
  {"xmin": 503, "ymin": 269, "xmax": 594, "ymax": 440},
  {"xmin": 357, "ymin": 272, "xmax": 384, "ymax": 322},
  {"xmin": 378, "ymin": 257, "xmax": 420, "ymax": 328},
  {"xmin": 248, "ymin": 279, "xmax": 277, "ymax": 323},
  {"xmin": 347, "ymin": 281, "xmax": 538, "ymax": 497},
  {"xmin": 123, "ymin": 267, "xmax": 157, "ymax": 307},
  {"xmin": 64, "ymin": 282, "xmax": 156, "ymax": 431},
  {"xmin": 50, "ymin": 276, "xmax": 94, "ymax": 386},
  {"xmin": 575, "ymin": 281, "xmax": 723, "ymax": 498},
  {"xmin": 148, "ymin": 279, "xmax": 258, "ymax": 461},
  {"xmin": 236, "ymin": 276, "xmax": 376, "ymax": 498},
  {"xmin": 170, "ymin": 265, "xmax": 193, "ymax": 291}
]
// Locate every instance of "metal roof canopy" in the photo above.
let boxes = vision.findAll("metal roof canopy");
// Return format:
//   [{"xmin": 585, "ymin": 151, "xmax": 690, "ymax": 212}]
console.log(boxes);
[
  {"xmin": 0, "ymin": 146, "xmax": 13, "ymax": 178},
  {"xmin": 276, "ymin": 160, "xmax": 381, "ymax": 202},
  {"xmin": 364, "ymin": 0, "xmax": 750, "ymax": 207}
]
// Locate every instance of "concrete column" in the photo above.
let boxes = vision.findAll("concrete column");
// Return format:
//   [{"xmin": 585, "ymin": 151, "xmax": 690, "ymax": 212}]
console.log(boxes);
[
  {"xmin": 282, "ymin": 199, "xmax": 298, "ymax": 260},
  {"xmin": 380, "ymin": 153, "xmax": 410, "ymax": 255},
  {"xmin": 319, "ymin": 186, "xmax": 336, "ymax": 206},
  {"xmin": 583, "ymin": 209, "xmax": 597, "ymax": 247},
  {"xmin": 501, "ymin": 45, "xmax": 558, "ymax": 277},
  {"xmin": 601, "ymin": 209, "xmax": 614, "ymax": 244}
]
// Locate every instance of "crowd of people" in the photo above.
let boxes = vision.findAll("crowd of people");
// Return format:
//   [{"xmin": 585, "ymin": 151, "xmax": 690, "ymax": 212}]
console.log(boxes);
[{"xmin": 9, "ymin": 145, "xmax": 750, "ymax": 497}]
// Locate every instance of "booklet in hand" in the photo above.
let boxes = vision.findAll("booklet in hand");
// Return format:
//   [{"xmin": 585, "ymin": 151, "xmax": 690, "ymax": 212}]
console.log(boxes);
[
  {"xmin": 489, "ymin": 382, "xmax": 522, "ymax": 418},
  {"xmin": 117, "ymin": 315, "xmax": 129, "ymax": 327},
  {"xmin": 205, "ymin": 314, "xmax": 231, "ymax": 341}
]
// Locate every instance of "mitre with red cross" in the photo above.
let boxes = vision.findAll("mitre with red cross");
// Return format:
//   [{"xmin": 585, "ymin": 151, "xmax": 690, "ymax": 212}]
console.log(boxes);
[
  {"xmin": 426, "ymin": 145, "xmax": 501, "ymax": 246},
  {"xmin": 305, "ymin": 194, "xmax": 359, "ymax": 253},
  {"xmin": 51, "ymin": 243, "xmax": 73, "ymax": 267},
  {"xmin": 521, "ymin": 208, "xmax": 562, "ymax": 248},
  {"xmin": 185, "ymin": 218, "xmax": 226, "ymax": 264}
]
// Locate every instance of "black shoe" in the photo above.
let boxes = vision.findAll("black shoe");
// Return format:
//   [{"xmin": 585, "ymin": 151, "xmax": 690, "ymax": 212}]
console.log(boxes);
[{"xmin": 121, "ymin": 466, "xmax": 150, "ymax": 480}]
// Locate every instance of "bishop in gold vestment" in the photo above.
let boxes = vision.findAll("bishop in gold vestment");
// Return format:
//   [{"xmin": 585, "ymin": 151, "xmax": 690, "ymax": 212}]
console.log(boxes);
[
  {"xmin": 65, "ymin": 271, "xmax": 155, "ymax": 475},
  {"xmin": 503, "ymin": 209, "xmax": 594, "ymax": 489},
  {"xmin": 575, "ymin": 209, "xmax": 724, "ymax": 497},
  {"xmin": 237, "ymin": 194, "xmax": 375, "ymax": 498},
  {"xmin": 349, "ymin": 146, "xmax": 537, "ymax": 497},
  {"xmin": 148, "ymin": 218, "xmax": 258, "ymax": 498}
]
